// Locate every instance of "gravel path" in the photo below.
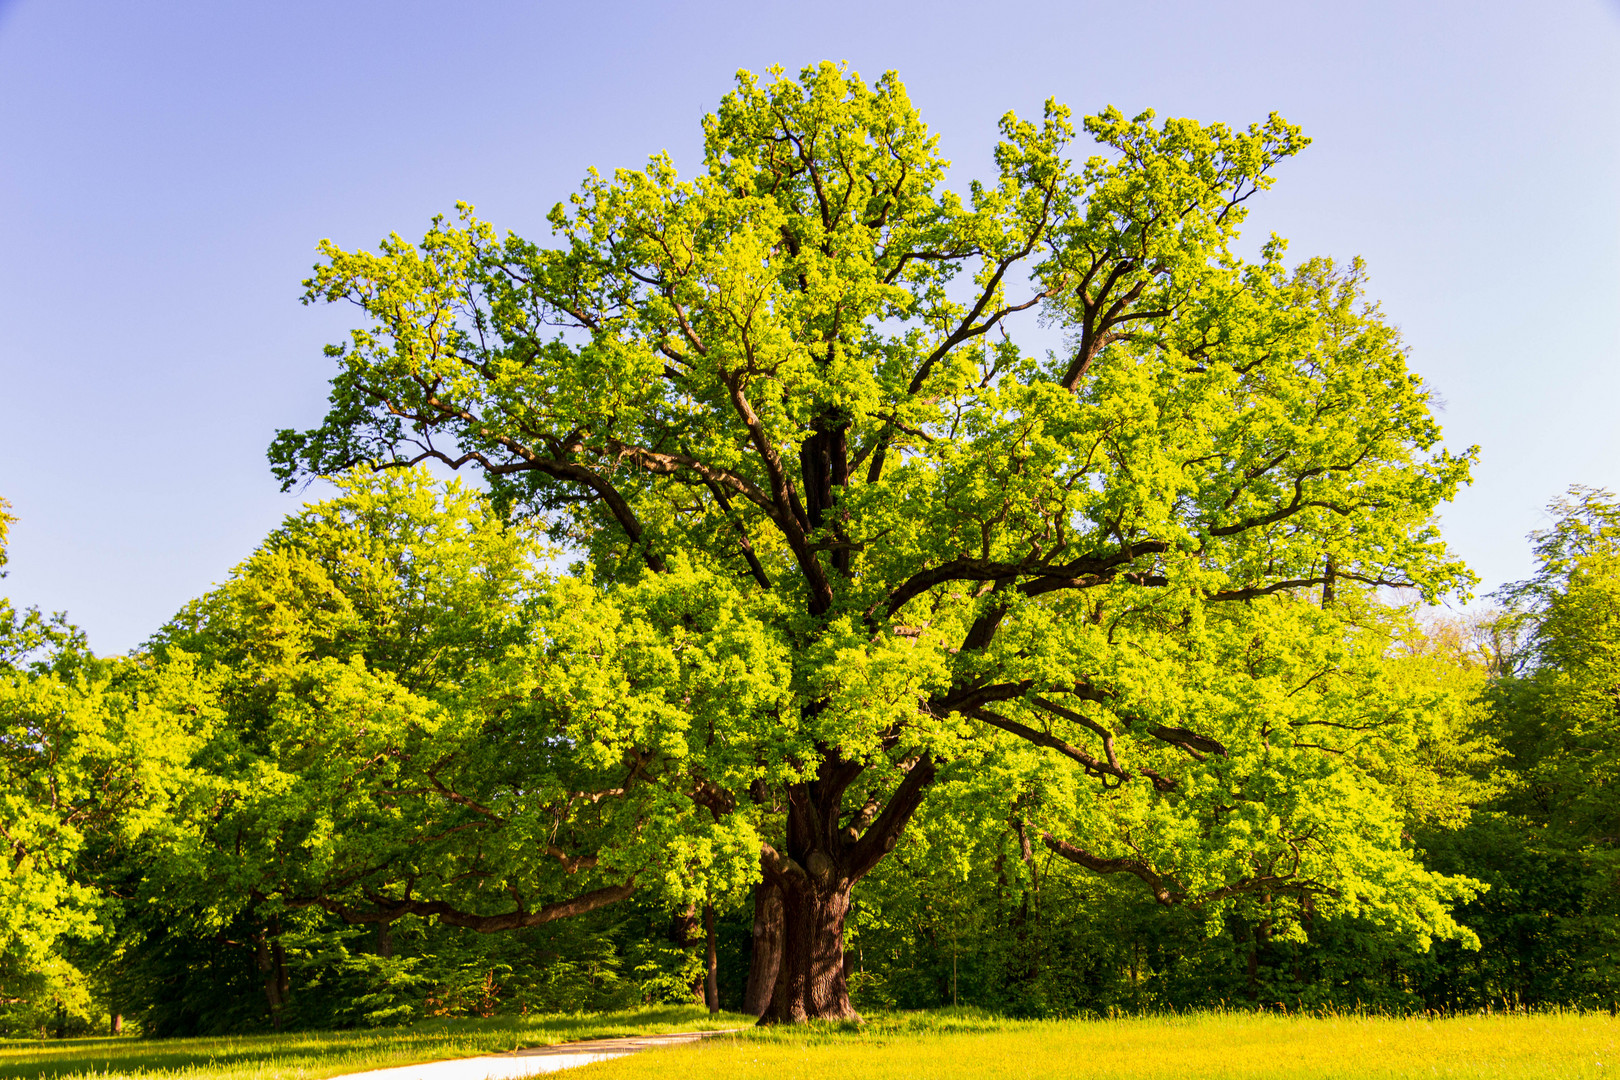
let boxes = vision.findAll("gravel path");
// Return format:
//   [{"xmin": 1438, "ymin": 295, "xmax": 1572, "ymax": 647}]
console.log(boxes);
[{"xmin": 327, "ymin": 1030, "xmax": 743, "ymax": 1080}]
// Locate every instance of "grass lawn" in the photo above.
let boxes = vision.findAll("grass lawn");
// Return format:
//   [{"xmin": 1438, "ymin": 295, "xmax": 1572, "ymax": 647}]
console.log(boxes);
[
  {"xmin": 2, "ymin": 1008, "xmax": 1614, "ymax": 1080},
  {"xmin": 0, "ymin": 1006, "xmax": 747, "ymax": 1080},
  {"xmin": 586, "ymin": 1009, "xmax": 1619, "ymax": 1080}
]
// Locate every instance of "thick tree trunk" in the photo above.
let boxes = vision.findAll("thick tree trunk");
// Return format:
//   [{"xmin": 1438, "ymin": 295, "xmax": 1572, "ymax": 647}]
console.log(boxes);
[
  {"xmin": 762, "ymin": 874, "xmax": 857, "ymax": 1023},
  {"xmin": 743, "ymin": 881, "xmax": 784, "ymax": 1016},
  {"xmin": 703, "ymin": 902, "xmax": 719, "ymax": 1014},
  {"xmin": 755, "ymin": 748, "xmax": 936, "ymax": 1023}
]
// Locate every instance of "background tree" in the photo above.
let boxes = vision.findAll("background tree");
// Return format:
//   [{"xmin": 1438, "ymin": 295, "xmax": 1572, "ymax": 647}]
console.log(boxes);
[
  {"xmin": 142, "ymin": 469, "xmax": 757, "ymax": 1028},
  {"xmin": 1494, "ymin": 488, "xmax": 1620, "ymax": 849},
  {"xmin": 272, "ymin": 63, "xmax": 1478, "ymax": 1021},
  {"xmin": 1418, "ymin": 488, "xmax": 1620, "ymax": 1009},
  {"xmin": 0, "ymin": 498, "xmax": 205, "ymax": 1036},
  {"xmin": 0, "ymin": 498, "xmax": 83, "ymax": 672}
]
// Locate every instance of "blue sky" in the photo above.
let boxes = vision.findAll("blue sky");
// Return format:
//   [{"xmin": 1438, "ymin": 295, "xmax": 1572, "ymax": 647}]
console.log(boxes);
[{"xmin": 1, "ymin": 0, "xmax": 1617, "ymax": 654}]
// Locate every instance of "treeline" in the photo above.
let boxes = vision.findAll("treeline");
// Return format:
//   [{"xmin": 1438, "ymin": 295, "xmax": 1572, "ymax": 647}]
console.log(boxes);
[{"xmin": 1, "ymin": 483, "xmax": 1615, "ymax": 1036}]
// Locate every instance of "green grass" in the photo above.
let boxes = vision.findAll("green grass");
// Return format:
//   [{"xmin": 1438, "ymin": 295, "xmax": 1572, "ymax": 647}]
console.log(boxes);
[
  {"xmin": 0, "ymin": 1007, "xmax": 748, "ymax": 1080},
  {"xmin": 4, "ymin": 1008, "xmax": 1615, "ymax": 1080},
  {"xmin": 585, "ymin": 1009, "xmax": 1620, "ymax": 1080}
]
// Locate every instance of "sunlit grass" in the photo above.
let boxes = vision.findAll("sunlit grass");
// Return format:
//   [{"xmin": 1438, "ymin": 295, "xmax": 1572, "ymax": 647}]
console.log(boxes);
[
  {"xmin": 3, "ymin": 1007, "xmax": 1614, "ymax": 1080},
  {"xmin": 587, "ymin": 1008, "xmax": 1620, "ymax": 1080},
  {"xmin": 0, "ymin": 1007, "xmax": 747, "ymax": 1080}
]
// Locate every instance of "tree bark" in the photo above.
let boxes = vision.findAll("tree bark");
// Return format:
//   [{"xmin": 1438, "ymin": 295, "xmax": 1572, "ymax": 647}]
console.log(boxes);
[
  {"xmin": 1243, "ymin": 914, "xmax": 1272, "ymax": 1000},
  {"xmin": 254, "ymin": 927, "xmax": 286, "ymax": 1030},
  {"xmin": 762, "ymin": 873, "xmax": 858, "ymax": 1023},
  {"xmin": 743, "ymin": 881, "xmax": 784, "ymax": 1016},
  {"xmin": 755, "ymin": 739, "xmax": 935, "ymax": 1023},
  {"xmin": 275, "ymin": 935, "xmax": 290, "ymax": 1004},
  {"xmin": 703, "ymin": 901, "xmax": 719, "ymax": 1014},
  {"xmin": 672, "ymin": 904, "xmax": 705, "ymax": 1004}
]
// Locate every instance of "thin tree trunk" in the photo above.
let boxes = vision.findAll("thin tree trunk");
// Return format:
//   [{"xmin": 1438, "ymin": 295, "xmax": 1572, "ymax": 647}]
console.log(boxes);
[
  {"xmin": 699, "ymin": 906, "xmax": 719, "ymax": 1016},
  {"xmin": 703, "ymin": 902, "xmax": 720, "ymax": 1014},
  {"xmin": 1244, "ymin": 915, "xmax": 1272, "ymax": 1001},
  {"xmin": 743, "ymin": 881, "xmax": 784, "ymax": 1017},
  {"xmin": 672, "ymin": 904, "xmax": 705, "ymax": 1004},
  {"xmin": 274, "ymin": 939, "xmax": 290, "ymax": 1004},
  {"xmin": 254, "ymin": 928, "xmax": 285, "ymax": 1030},
  {"xmin": 1016, "ymin": 816, "xmax": 1041, "ymax": 984}
]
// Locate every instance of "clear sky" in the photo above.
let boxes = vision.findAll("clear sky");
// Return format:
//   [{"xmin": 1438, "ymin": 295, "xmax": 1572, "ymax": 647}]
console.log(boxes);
[{"xmin": 1, "ymin": 0, "xmax": 1617, "ymax": 655}]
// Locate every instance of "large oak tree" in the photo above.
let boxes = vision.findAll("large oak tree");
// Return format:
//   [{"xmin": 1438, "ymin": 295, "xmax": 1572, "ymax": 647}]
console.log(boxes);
[{"xmin": 272, "ymin": 64, "xmax": 1479, "ymax": 1021}]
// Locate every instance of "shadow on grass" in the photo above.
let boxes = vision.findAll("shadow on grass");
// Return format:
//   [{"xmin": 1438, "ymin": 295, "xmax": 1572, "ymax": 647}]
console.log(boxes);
[
  {"xmin": 745, "ymin": 1005, "xmax": 1038, "ymax": 1044},
  {"xmin": 0, "ymin": 1006, "xmax": 745, "ymax": 1080}
]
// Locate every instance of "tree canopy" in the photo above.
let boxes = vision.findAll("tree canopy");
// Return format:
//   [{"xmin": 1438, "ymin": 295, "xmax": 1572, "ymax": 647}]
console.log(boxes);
[
  {"xmin": 270, "ymin": 62, "xmax": 1480, "ymax": 1021},
  {"xmin": 1483, "ymin": 488, "xmax": 1620, "ymax": 999},
  {"xmin": 149, "ymin": 473, "xmax": 676, "ymax": 938},
  {"xmin": 1494, "ymin": 486, "xmax": 1620, "ymax": 846}
]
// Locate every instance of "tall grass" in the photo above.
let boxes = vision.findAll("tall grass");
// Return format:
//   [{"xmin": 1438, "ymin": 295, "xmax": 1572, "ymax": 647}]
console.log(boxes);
[
  {"xmin": 3, "ymin": 1008, "xmax": 1613, "ymax": 1080},
  {"xmin": 591, "ymin": 1009, "xmax": 1619, "ymax": 1080}
]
